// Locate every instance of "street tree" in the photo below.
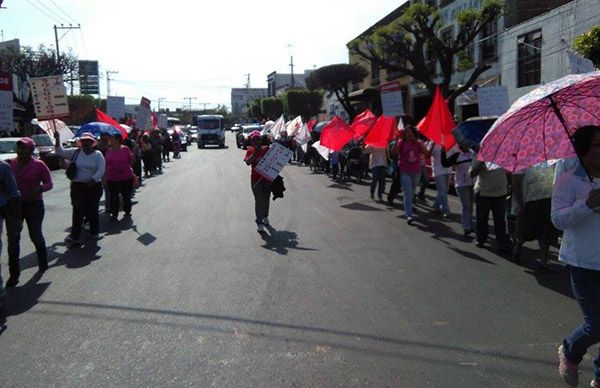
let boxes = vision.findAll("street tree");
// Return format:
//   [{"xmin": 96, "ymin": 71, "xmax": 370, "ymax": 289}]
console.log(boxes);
[
  {"xmin": 260, "ymin": 97, "xmax": 283, "ymax": 120},
  {"xmin": 305, "ymin": 63, "xmax": 368, "ymax": 120},
  {"xmin": 281, "ymin": 89, "xmax": 323, "ymax": 120},
  {"xmin": 573, "ymin": 25, "xmax": 600, "ymax": 69},
  {"xmin": 347, "ymin": 0, "xmax": 504, "ymax": 108}
]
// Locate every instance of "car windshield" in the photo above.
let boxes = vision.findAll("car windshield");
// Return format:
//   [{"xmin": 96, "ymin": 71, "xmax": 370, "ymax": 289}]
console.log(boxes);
[
  {"xmin": 243, "ymin": 127, "xmax": 260, "ymax": 133},
  {"xmin": 0, "ymin": 140, "xmax": 18, "ymax": 153},
  {"xmin": 32, "ymin": 135, "xmax": 54, "ymax": 146},
  {"xmin": 198, "ymin": 119, "xmax": 220, "ymax": 130}
]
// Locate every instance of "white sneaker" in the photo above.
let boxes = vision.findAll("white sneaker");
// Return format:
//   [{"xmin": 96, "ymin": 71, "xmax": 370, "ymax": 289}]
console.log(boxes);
[
  {"xmin": 257, "ymin": 224, "xmax": 266, "ymax": 233},
  {"xmin": 262, "ymin": 217, "xmax": 270, "ymax": 226}
]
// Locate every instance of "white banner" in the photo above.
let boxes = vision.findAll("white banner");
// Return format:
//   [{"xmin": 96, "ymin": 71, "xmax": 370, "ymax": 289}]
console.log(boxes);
[
  {"xmin": 311, "ymin": 141, "xmax": 330, "ymax": 161},
  {"xmin": 285, "ymin": 115, "xmax": 303, "ymax": 137},
  {"xmin": 255, "ymin": 141, "xmax": 294, "ymax": 182},
  {"xmin": 379, "ymin": 81, "xmax": 405, "ymax": 117},
  {"xmin": 158, "ymin": 114, "xmax": 168, "ymax": 129},
  {"xmin": 294, "ymin": 123, "xmax": 309, "ymax": 152},
  {"xmin": 477, "ymin": 85, "xmax": 509, "ymax": 117},
  {"xmin": 28, "ymin": 75, "xmax": 69, "ymax": 120},
  {"xmin": 136, "ymin": 96, "xmax": 152, "ymax": 130},
  {"xmin": 37, "ymin": 119, "xmax": 73, "ymax": 142},
  {"xmin": 106, "ymin": 96, "xmax": 125, "ymax": 119},
  {"xmin": 268, "ymin": 114, "xmax": 285, "ymax": 139},
  {"xmin": 0, "ymin": 91, "xmax": 12, "ymax": 132}
]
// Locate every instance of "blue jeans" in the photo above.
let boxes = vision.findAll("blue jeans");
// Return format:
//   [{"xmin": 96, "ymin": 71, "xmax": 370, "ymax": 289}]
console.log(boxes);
[
  {"xmin": 564, "ymin": 266, "xmax": 600, "ymax": 381},
  {"xmin": 400, "ymin": 172, "xmax": 420, "ymax": 218},
  {"xmin": 433, "ymin": 174, "xmax": 451, "ymax": 214},
  {"xmin": 370, "ymin": 166, "xmax": 386, "ymax": 198},
  {"xmin": 456, "ymin": 185, "xmax": 474, "ymax": 232}
]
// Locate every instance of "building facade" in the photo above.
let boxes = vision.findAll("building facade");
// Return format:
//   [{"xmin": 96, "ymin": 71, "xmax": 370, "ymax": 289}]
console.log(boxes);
[
  {"xmin": 266, "ymin": 71, "xmax": 311, "ymax": 97},
  {"xmin": 230, "ymin": 88, "xmax": 268, "ymax": 118}
]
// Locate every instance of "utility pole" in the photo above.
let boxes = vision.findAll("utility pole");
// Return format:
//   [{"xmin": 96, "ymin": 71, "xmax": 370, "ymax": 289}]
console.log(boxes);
[
  {"xmin": 287, "ymin": 43, "xmax": 295, "ymax": 88},
  {"xmin": 158, "ymin": 97, "xmax": 166, "ymax": 112},
  {"xmin": 183, "ymin": 97, "xmax": 197, "ymax": 112},
  {"xmin": 53, "ymin": 24, "xmax": 81, "ymax": 65},
  {"xmin": 106, "ymin": 70, "xmax": 118, "ymax": 96}
]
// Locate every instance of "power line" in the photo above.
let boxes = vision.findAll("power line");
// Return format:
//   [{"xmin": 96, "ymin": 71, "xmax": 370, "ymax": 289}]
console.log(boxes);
[
  {"xmin": 23, "ymin": 0, "xmax": 61, "ymax": 22},
  {"xmin": 47, "ymin": 0, "xmax": 76, "ymax": 22},
  {"xmin": 32, "ymin": 0, "xmax": 69, "ymax": 23}
]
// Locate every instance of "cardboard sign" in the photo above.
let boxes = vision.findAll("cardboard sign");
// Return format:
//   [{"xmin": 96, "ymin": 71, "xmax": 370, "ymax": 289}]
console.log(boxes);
[
  {"xmin": 379, "ymin": 81, "xmax": 405, "ymax": 117},
  {"xmin": 136, "ymin": 96, "xmax": 152, "ymax": 130},
  {"xmin": 255, "ymin": 141, "xmax": 293, "ymax": 182},
  {"xmin": 477, "ymin": 85, "xmax": 509, "ymax": 117},
  {"xmin": 28, "ymin": 75, "xmax": 69, "ymax": 120},
  {"xmin": 107, "ymin": 96, "xmax": 125, "ymax": 119}
]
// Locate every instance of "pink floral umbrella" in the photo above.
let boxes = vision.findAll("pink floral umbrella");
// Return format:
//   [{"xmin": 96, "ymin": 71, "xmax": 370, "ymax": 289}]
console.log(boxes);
[{"xmin": 478, "ymin": 71, "xmax": 600, "ymax": 175}]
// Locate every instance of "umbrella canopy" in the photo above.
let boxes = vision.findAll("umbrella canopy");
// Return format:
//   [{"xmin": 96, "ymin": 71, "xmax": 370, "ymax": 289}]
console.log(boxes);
[
  {"xmin": 76, "ymin": 122, "xmax": 122, "ymax": 138},
  {"xmin": 452, "ymin": 117, "xmax": 497, "ymax": 150},
  {"xmin": 479, "ymin": 71, "xmax": 600, "ymax": 173}
]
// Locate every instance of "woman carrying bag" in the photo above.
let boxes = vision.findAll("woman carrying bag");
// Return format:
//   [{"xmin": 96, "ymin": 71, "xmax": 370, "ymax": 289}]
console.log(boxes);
[{"xmin": 56, "ymin": 132, "xmax": 105, "ymax": 244}]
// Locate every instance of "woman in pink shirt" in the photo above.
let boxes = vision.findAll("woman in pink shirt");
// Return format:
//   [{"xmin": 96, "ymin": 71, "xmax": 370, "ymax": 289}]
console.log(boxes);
[
  {"xmin": 105, "ymin": 133, "xmax": 134, "ymax": 220},
  {"xmin": 9, "ymin": 137, "xmax": 53, "ymax": 284},
  {"xmin": 392, "ymin": 125, "xmax": 429, "ymax": 225}
]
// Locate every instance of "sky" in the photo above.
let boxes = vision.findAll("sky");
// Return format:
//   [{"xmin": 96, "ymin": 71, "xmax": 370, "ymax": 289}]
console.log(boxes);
[{"xmin": 0, "ymin": 0, "xmax": 403, "ymax": 111}]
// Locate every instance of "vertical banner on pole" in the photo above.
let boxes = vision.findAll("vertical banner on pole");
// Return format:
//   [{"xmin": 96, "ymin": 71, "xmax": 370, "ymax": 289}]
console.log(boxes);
[{"xmin": 0, "ymin": 71, "xmax": 14, "ymax": 133}]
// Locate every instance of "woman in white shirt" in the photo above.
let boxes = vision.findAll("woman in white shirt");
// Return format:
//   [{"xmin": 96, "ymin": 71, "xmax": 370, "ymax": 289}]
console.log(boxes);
[
  {"xmin": 55, "ymin": 132, "xmax": 105, "ymax": 244},
  {"xmin": 442, "ymin": 144, "xmax": 475, "ymax": 236}
]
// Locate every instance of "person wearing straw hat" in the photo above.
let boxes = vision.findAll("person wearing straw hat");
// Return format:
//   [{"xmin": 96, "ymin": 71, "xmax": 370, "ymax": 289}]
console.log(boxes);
[
  {"xmin": 5, "ymin": 137, "xmax": 53, "ymax": 287},
  {"xmin": 244, "ymin": 131, "xmax": 271, "ymax": 233},
  {"xmin": 55, "ymin": 132, "xmax": 105, "ymax": 244}
]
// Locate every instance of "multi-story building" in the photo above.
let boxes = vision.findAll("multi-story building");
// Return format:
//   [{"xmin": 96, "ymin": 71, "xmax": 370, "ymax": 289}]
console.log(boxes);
[
  {"xmin": 230, "ymin": 88, "xmax": 268, "ymax": 118},
  {"xmin": 266, "ymin": 71, "xmax": 311, "ymax": 97}
]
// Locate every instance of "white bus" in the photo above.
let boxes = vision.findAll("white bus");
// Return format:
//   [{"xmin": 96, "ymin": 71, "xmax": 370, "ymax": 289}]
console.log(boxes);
[{"xmin": 196, "ymin": 114, "xmax": 225, "ymax": 148}]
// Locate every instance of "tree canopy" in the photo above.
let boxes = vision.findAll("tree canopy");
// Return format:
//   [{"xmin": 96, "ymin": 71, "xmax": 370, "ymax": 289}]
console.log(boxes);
[
  {"xmin": 573, "ymin": 25, "xmax": 600, "ymax": 69},
  {"xmin": 305, "ymin": 63, "xmax": 368, "ymax": 120},
  {"xmin": 348, "ymin": 0, "xmax": 504, "ymax": 108},
  {"xmin": 281, "ymin": 89, "xmax": 323, "ymax": 119}
]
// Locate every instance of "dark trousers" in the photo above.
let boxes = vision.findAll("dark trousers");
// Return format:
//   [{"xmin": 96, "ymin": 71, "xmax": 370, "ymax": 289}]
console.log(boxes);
[
  {"xmin": 0, "ymin": 201, "xmax": 22, "ymax": 278},
  {"xmin": 19, "ymin": 200, "xmax": 48, "ymax": 269},
  {"xmin": 564, "ymin": 266, "xmax": 600, "ymax": 381},
  {"xmin": 142, "ymin": 152, "xmax": 154, "ymax": 175},
  {"xmin": 133, "ymin": 159, "xmax": 142, "ymax": 183},
  {"xmin": 370, "ymin": 166, "xmax": 386, "ymax": 198},
  {"xmin": 475, "ymin": 193, "xmax": 511, "ymax": 250},
  {"xmin": 107, "ymin": 179, "xmax": 133, "ymax": 218},
  {"xmin": 388, "ymin": 168, "xmax": 400, "ymax": 202},
  {"xmin": 70, "ymin": 182, "xmax": 103, "ymax": 238},
  {"xmin": 251, "ymin": 179, "xmax": 271, "ymax": 225}
]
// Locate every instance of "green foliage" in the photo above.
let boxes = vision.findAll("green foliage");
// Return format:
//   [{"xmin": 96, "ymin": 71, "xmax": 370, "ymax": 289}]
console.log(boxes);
[
  {"xmin": 249, "ymin": 100, "xmax": 262, "ymax": 120},
  {"xmin": 67, "ymin": 95, "xmax": 104, "ymax": 125},
  {"xmin": 0, "ymin": 44, "xmax": 78, "ymax": 81},
  {"xmin": 281, "ymin": 89, "xmax": 324, "ymax": 118},
  {"xmin": 260, "ymin": 98, "xmax": 283, "ymax": 120},
  {"xmin": 573, "ymin": 25, "xmax": 600, "ymax": 68}
]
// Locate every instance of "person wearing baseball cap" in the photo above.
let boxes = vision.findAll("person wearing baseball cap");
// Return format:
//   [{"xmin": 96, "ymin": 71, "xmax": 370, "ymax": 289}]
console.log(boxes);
[
  {"xmin": 244, "ymin": 131, "xmax": 271, "ymax": 233},
  {"xmin": 56, "ymin": 132, "xmax": 105, "ymax": 244},
  {"xmin": 4, "ymin": 137, "xmax": 54, "ymax": 286}
]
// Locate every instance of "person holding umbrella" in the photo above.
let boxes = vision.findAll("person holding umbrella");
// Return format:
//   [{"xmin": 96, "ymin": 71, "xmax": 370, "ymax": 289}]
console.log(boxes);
[
  {"xmin": 553, "ymin": 125, "xmax": 600, "ymax": 387},
  {"xmin": 56, "ymin": 132, "xmax": 105, "ymax": 244}
]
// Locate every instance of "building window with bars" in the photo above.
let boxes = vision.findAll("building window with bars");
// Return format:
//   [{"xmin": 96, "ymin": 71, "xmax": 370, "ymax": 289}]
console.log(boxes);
[
  {"xmin": 517, "ymin": 29, "xmax": 542, "ymax": 88},
  {"xmin": 479, "ymin": 18, "xmax": 498, "ymax": 63}
]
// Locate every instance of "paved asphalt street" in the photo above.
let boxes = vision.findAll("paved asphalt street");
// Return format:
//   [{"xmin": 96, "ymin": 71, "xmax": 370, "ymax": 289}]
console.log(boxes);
[{"xmin": 0, "ymin": 134, "xmax": 589, "ymax": 387}]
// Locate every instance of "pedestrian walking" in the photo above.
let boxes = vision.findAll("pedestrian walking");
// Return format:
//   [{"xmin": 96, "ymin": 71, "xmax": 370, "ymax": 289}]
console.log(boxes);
[
  {"xmin": 469, "ymin": 156, "xmax": 512, "ymax": 254},
  {"xmin": 162, "ymin": 130, "xmax": 172, "ymax": 162},
  {"xmin": 244, "ymin": 131, "xmax": 271, "ymax": 233},
  {"xmin": 393, "ymin": 125, "xmax": 429, "ymax": 224},
  {"xmin": 8, "ymin": 137, "xmax": 53, "ymax": 282},
  {"xmin": 553, "ymin": 125, "xmax": 600, "ymax": 388},
  {"xmin": 140, "ymin": 135, "xmax": 154, "ymax": 177},
  {"xmin": 56, "ymin": 132, "xmax": 105, "ymax": 244},
  {"xmin": 0, "ymin": 160, "xmax": 21, "ymax": 290},
  {"xmin": 442, "ymin": 144, "xmax": 475, "ymax": 236},
  {"xmin": 105, "ymin": 133, "xmax": 135, "ymax": 220},
  {"xmin": 428, "ymin": 142, "xmax": 452, "ymax": 218},
  {"xmin": 364, "ymin": 144, "xmax": 388, "ymax": 202}
]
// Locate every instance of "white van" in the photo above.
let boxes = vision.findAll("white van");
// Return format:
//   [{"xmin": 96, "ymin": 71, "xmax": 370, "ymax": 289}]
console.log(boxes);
[{"xmin": 196, "ymin": 114, "xmax": 225, "ymax": 148}]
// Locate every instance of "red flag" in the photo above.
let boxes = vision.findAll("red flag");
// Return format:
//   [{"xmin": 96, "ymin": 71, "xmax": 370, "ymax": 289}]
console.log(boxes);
[
  {"xmin": 320, "ymin": 116, "xmax": 354, "ymax": 152},
  {"xmin": 416, "ymin": 85, "xmax": 456, "ymax": 150},
  {"xmin": 364, "ymin": 115, "xmax": 397, "ymax": 148},
  {"xmin": 96, "ymin": 108, "xmax": 128, "ymax": 139},
  {"xmin": 307, "ymin": 119, "xmax": 318, "ymax": 133},
  {"xmin": 350, "ymin": 109, "xmax": 377, "ymax": 139},
  {"xmin": 152, "ymin": 112, "xmax": 158, "ymax": 128}
]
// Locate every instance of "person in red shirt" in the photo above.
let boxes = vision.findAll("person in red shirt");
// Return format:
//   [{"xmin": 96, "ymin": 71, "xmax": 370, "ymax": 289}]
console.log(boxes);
[
  {"xmin": 244, "ymin": 131, "xmax": 271, "ymax": 233},
  {"xmin": 8, "ymin": 137, "xmax": 53, "ymax": 285},
  {"xmin": 105, "ymin": 133, "xmax": 135, "ymax": 221}
]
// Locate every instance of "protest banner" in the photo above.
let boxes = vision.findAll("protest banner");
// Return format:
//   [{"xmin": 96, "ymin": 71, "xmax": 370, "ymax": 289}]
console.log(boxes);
[
  {"xmin": 255, "ymin": 141, "xmax": 294, "ymax": 182},
  {"xmin": 106, "ymin": 96, "xmax": 125, "ymax": 119},
  {"xmin": 0, "ymin": 71, "xmax": 13, "ymax": 133},
  {"xmin": 379, "ymin": 81, "xmax": 405, "ymax": 117},
  {"xmin": 28, "ymin": 75, "xmax": 69, "ymax": 120},
  {"xmin": 477, "ymin": 85, "xmax": 509, "ymax": 117},
  {"xmin": 136, "ymin": 97, "xmax": 152, "ymax": 130}
]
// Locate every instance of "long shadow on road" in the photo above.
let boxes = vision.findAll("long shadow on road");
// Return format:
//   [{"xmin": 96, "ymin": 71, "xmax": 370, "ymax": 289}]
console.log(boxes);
[{"xmin": 260, "ymin": 226, "xmax": 317, "ymax": 255}]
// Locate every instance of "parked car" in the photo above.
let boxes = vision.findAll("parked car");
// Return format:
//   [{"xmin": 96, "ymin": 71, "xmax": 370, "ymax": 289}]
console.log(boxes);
[
  {"xmin": 31, "ymin": 133, "xmax": 61, "ymax": 170},
  {"xmin": 236, "ymin": 124, "xmax": 263, "ymax": 149},
  {"xmin": 0, "ymin": 137, "xmax": 21, "ymax": 162},
  {"xmin": 187, "ymin": 129, "xmax": 198, "ymax": 144},
  {"xmin": 230, "ymin": 123, "xmax": 242, "ymax": 132}
]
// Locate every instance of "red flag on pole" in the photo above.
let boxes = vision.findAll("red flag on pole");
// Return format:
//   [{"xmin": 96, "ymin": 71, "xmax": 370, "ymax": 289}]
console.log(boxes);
[
  {"xmin": 350, "ymin": 109, "xmax": 377, "ymax": 140},
  {"xmin": 364, "ymin": 115, "xmax": 397, "ymax": 148},
  {"xmin": 416, "ymin": 85, "xmax": 456, "ymax": 150},
  {"xmin": 96, "ymin": 108, "xmax": 128, "ymax": 139},
  {"xmin": 320, "ymin": 116, "xmax": 354, "ymax": 152}
]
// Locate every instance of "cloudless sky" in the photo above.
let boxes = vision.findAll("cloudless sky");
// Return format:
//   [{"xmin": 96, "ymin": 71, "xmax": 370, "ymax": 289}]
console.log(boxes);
[{"xmin": 1, "ymin": 0, "xmax": 403, "ymax": 111}]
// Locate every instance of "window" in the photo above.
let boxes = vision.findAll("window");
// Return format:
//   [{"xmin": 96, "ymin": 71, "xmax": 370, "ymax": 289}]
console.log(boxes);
[
  {"xmin": 479, "ymin": 18, "xmax": 498, "ymax": 63},
  {"xmin": 517, "ymin": 29, "xmax": 542, "ymax": 87}
]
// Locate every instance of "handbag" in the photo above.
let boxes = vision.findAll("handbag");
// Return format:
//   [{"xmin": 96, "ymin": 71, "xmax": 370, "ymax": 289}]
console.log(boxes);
[{"xmin": 65, "ymin": 150, "xmax": 80, "ymax": 180}]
